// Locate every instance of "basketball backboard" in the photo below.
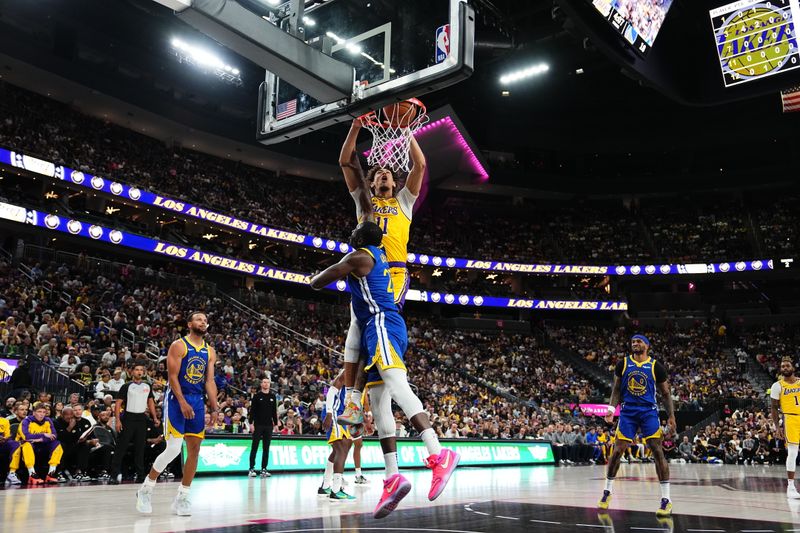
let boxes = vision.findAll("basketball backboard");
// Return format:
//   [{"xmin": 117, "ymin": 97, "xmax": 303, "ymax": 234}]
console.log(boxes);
[{"xmin": 257, "ymin": 0, "xmax": 474, "ymax": 144}]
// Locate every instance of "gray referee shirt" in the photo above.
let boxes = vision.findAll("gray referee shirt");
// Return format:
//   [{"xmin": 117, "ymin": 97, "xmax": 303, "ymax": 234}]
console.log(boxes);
[{"xmin": 117, "ymin": 381, "xmax": 154, "ymax": 415}]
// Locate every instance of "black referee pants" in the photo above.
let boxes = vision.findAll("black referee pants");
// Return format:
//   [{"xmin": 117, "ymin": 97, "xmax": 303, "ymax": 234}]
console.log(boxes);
[
  {"xmin": 111, "ymin": 414, "xmax": 148, "ymax": 478},
  {"xmin": 250, "ymin": 424, "xmax": 273, "ymax": 470}
]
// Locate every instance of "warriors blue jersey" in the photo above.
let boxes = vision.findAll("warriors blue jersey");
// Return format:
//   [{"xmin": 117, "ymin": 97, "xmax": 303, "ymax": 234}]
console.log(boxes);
[
  {"xmin": 620, "ymin": 356, "xmax": 658, "ymax": 408},
  {"xmin": 322, "ymin": 387, "xmax": 346, "ymax": 419},
  {"xmin": 347, "ymin": 245, "xmax": 398, "ymax": 324},
  {"xmin": 176, "ymin": 336, "xmax": 209, "ymax": 396}
]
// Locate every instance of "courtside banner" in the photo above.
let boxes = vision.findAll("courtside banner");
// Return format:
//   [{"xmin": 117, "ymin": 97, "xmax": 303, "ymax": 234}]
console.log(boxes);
[
  {"xmin": 1, "ymin": 147, "xmax": 774, "ymax": 277},
  {"xmin": 189, "ymin": 436, "xmax": 554, "ymax": 473},
  {"xmin": 3, "ymin": 202, "xmax": 628, "ymax": 311}
]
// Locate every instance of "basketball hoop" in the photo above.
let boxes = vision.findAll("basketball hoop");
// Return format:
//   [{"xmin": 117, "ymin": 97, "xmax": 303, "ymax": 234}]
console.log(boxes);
[{"xmin": 358, "ymin": 98, "xmax": 428, "ymax": 173}]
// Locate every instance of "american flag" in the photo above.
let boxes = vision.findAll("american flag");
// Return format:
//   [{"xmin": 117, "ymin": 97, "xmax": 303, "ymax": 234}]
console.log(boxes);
[
  {"xmin": 781, "ymin": 86, "xmax": 800, "ymax": 113},
  {"xmin": 276, "ymin": 98, "xmax": 297, "ymax": 120}
]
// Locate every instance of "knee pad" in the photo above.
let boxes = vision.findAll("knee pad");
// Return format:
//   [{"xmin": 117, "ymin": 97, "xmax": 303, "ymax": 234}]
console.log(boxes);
[
  {"xmin": 379, "ymin": 367, "xmax": 425, "ymax": 420},
  {"xmin": 369, "ymin": 385, "xmax": 397, "ymax": 439},
  {"xmin": 153, "ymin": 437, "xmax": 183, "ymax": 473}
]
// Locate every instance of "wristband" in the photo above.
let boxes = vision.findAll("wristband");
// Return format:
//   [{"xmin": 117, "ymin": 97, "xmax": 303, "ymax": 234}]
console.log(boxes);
[{"xmin": 606, "ymin": 405, "xmax": 616, "ymax": 416}]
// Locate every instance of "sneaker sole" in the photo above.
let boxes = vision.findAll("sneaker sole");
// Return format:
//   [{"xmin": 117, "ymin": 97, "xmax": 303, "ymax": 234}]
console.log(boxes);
[
  {"xmin": 373, "ymin": 481, "xmax": 412, "ymax": 519},
  {"xmin": 428, "ymin": 452, "xmax": 461, "ymax": 501}
]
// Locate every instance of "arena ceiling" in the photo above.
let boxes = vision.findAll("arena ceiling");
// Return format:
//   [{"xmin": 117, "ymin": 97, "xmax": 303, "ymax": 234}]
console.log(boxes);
[{"xmin": 0, "ymin": 0, "xmax": 798, "ymax": 192}]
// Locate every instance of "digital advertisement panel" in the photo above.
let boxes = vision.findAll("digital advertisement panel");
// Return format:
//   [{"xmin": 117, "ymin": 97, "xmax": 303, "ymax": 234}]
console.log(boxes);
[{"xmin": 188, "ymin": 436, "xmax": 554, "ymax": 474}]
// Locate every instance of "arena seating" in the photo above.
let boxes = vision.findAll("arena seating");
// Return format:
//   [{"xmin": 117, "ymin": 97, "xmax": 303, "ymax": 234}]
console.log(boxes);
[{"xmin": 1, "ymin": 81, "xmax": 797, "ymax": 269}]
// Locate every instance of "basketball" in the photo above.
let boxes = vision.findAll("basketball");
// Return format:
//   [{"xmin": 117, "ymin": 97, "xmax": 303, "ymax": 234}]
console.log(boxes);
[{"xmin": 382, "ymin": 101, "xmax": 417, "ymax": 128}]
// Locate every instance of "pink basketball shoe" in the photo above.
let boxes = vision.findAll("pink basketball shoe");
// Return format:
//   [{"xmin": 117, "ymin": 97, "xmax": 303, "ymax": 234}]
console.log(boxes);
[{"xmin": 425, "ymin": 448, "xmax": 460, "ymax": 501}]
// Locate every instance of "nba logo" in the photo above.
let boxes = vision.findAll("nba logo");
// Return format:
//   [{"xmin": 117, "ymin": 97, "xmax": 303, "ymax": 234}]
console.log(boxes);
[{"xmin": 435, "ymin": 24, "xmax": 450, "ymax": 64}]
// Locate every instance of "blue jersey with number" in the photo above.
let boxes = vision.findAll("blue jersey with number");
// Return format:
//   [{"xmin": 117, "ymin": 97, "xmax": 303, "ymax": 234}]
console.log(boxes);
[
  {"xmin": 620, "ymin": 356, "xmax": 658, "ymax": 408},
  {"xmin": 347, "ymin": 245, "xmax": 397, "ymax": 324},
  {"xmin": 177, "ymin": 336, "xmax": 209, "ymax": 396}
]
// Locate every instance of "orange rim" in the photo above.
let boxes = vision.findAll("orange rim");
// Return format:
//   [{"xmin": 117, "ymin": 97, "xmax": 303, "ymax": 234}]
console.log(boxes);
[{"xmin": 358, "ymin": 98, "xmax": 427, "ymax": 129}]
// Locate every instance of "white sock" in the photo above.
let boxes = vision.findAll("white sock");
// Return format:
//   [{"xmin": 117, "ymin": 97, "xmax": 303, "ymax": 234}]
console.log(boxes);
[
  {"xmin": 384, "ymin": 452, "xmax": 399, "ymax": 478},
  {"xmin": 605, "ymin": 477, "xmax": 615, "ymax": 492},
  {"xmin": 48, "ymin": 465, "xmax": 56, "ymax": 474},
  {"xmin": 141, "ymin": 476, "xmax": 156, "ymax": 492},
  {"xmin": 345, "ymin": 387, "xmax": 353, "ymax": 402},
  {"xmin": 355, "ymin": 468, "xmax": 362, "ymax": 476},
  {"xmin": 351, "ymin": 390, "xmax": 362, "ymax": 409},
  {"xmin": 332, "ymin": 473, "xmax": 343, "ymax": 493},
  {"xmin": 660, "ymin": 482, "xmax": 670, "ymax": 500},
  {"xmin": 178, "ymin": 484, "xmax": 190, "ymax": 495},
  {"xmin": 322, "ymin": 460, "xmax": 334, "ymax": 489},
  {"xmin": 420, "ymin": 428, "xmax": 443, "ymax": 456},
  {"xmin": 790, "ymin": 479, "xmax": 796, "ymax": 488},
  {"xmin": 28, "ymin": 467, "xmax": 36, "ymax": 476}
]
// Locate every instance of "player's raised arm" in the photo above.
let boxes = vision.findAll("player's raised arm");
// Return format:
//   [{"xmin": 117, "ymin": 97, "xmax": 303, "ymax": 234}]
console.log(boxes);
[
  {"xmin": 404, "ymin": 134, "xmax": 427, "ymax": 196},
  {"xmin": 339, "ymin": 120, "xmax": 365, "ymax": 192},
  {"xmin": 309, "ymin": 250, "xmax": 374, "ymax": 289}
]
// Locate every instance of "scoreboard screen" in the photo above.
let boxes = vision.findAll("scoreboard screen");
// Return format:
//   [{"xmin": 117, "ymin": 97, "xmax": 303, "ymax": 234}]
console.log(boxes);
[
  {"xmin": 711, "ymin": 0, "xmax": 800, "ymax": 87},
  {"xmin": 590, "ymin": 0, "xmax": 675, "ymax": 56}
]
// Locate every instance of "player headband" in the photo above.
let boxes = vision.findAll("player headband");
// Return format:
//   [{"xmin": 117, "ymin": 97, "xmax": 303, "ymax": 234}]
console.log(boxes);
[{"xmin": 631, "ymin": 334, "xmax": 650, "ymax": 346}]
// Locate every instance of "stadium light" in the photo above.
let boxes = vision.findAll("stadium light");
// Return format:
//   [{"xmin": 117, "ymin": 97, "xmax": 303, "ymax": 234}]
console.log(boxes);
[
  {"xmin": 499, "ymin": 63, "xmax": 549, "ymax": 85},
  {"xmin": 302, "ymin": 16, "xmax": 315, "ymax": 27},
  {"xmin": 170, "ymin": 37, "xmax": 242, "ymax": 86}
]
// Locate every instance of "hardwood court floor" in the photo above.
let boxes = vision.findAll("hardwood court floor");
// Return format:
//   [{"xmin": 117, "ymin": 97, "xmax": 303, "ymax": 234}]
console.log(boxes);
[{"xmin": 2, "ymin": 464, "xmax": 799, "ymax": 532}]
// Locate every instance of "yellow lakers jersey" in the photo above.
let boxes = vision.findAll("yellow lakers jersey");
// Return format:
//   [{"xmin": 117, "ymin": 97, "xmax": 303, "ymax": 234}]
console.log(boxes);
[
  {"xmin": 780, "ymin": 379, "xmax": 800, "ymax": 415},
  {"xmin": 370, "ymin": 196, "xmax": 411, "ymax": 265}
]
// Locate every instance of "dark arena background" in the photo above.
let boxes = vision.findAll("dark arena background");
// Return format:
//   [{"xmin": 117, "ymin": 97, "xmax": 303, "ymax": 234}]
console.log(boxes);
[{"xmin": 1, "ymin": 0, "xmax": 800, "ymax": 532}]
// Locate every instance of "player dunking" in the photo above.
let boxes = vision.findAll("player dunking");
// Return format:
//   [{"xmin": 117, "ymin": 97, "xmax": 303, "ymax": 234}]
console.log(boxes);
[
  {"xmin": 337, "ymin": 118, "xmax": 426, "ymax": 425},
  {"xmin": 310, "ymin": 221, "xmax": 458, "ymax": 519},
  {"xmin": 770, "ymin": 357, "xmax": 800, "ymax": 499},
  {"xmin": 598, "ymin": 334, "xmax": 676, "ymax": 517},
  {"xmin": 136, "ymin": 311, "xmax": 219, "ymax": 516}
]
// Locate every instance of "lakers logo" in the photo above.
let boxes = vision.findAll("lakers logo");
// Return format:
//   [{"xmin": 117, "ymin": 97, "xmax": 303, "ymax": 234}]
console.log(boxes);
[
  {"xmin": 184, "ymin": 356, "xmax": 206, "ymax": 384},
  {"xmin": 626, "ymin": 370, "xmax": 649, "ymax": 397},
  {"xmin": 717, "ymin": 3, "xmax": 796, "ymax": 81}
]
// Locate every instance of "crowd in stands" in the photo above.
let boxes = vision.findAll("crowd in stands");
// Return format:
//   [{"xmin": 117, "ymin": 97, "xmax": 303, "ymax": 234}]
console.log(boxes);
[
  {"xmin": 740, "ymin": 325, "xmax": 800, "ymax": 379},
  {"xmin": 547, "ymin": 323, "xmax": 761, "ymax": 409},
  {"xmin": 674, "ymin": 406, "xmax": 783, "ymax": 465},
  {"xmin": 1, "ymin": 81, "xmax": 799, "ymax": 270}
]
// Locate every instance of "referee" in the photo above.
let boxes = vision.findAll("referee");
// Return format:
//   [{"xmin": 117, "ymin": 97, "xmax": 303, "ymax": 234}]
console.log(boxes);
[
  {"xmin": 110, "ymin": 360, "xmax": 157, "ymax": 483},
  {"xmin": 248, "ymin": 378, "xmax": 278, "ymax": 477}
]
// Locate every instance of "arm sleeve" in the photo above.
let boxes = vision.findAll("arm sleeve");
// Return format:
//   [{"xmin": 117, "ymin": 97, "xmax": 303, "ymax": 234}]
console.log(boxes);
[
  {"xmin": 614, "ymin": 360, "xmax": 624, "ymax": 378},
  {"xmin": 654, "ymin": 361, "xmax": 668, "ymax": 383},
  {"xmin": 771, "ymin": 382, "xmax": 782, "ymax": 400},
  {"xmin": 395, "ymin": 188, "xmax": 418, "ymax": 220},
  {"xmin": 350, "ymin": 188, "xmax": 368, "ymax": 222}
]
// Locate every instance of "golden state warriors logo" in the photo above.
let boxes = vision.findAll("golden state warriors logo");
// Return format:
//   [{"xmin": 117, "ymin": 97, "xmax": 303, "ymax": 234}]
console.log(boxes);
[
  {"xmin": 713, "ymin": 1, "xmax": 799, "ymax": 86},
  {"xmin": 626, "ymin": 370, "xmax": 649, "ymax": 397},
  {"xmin": 184, "ymin": 356, "xmax": 206, "ymax": 385}
]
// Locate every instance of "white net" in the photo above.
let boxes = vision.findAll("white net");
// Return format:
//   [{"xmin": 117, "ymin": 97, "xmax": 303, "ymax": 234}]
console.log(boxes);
[{"xmin": 359, "ymin": 100, "xmax": 428, "ymax": 173}]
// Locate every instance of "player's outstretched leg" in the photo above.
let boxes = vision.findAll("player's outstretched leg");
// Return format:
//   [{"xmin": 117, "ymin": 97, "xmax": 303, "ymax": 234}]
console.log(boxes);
[
  {"xmin": 369, "ymin": 382, "xmax": 412, "ymax": 518},
  {"xmin": 339, "ymin": 309, "xmax": 365, "ymax": 426},
  {"xmin": 379, "ymin": 367, "xmax": 460, "ymax": 500},
  {"xmin": 648, "ymin": 438, "xmax": 672, "ymax": 517},
  {"xmin": 598, "ymin": 440, "xmax": 629, "ymax": 510}
]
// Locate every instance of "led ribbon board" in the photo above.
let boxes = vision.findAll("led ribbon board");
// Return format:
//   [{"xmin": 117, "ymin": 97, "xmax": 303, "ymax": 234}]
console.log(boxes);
[
  {"xmin": 189, "ymin": 436, "xmax": 554, "ymax": 473},
  {"xmin": 0, "ymin": 202, "xmax": 627, "ymax": 311},
  {"xmin": 1, "ymin": 147, "xmax": 774, "ymax": 277},
  {"xmin": 711, "ymin": 0, "xmax": 800, "ymax": 87}
]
